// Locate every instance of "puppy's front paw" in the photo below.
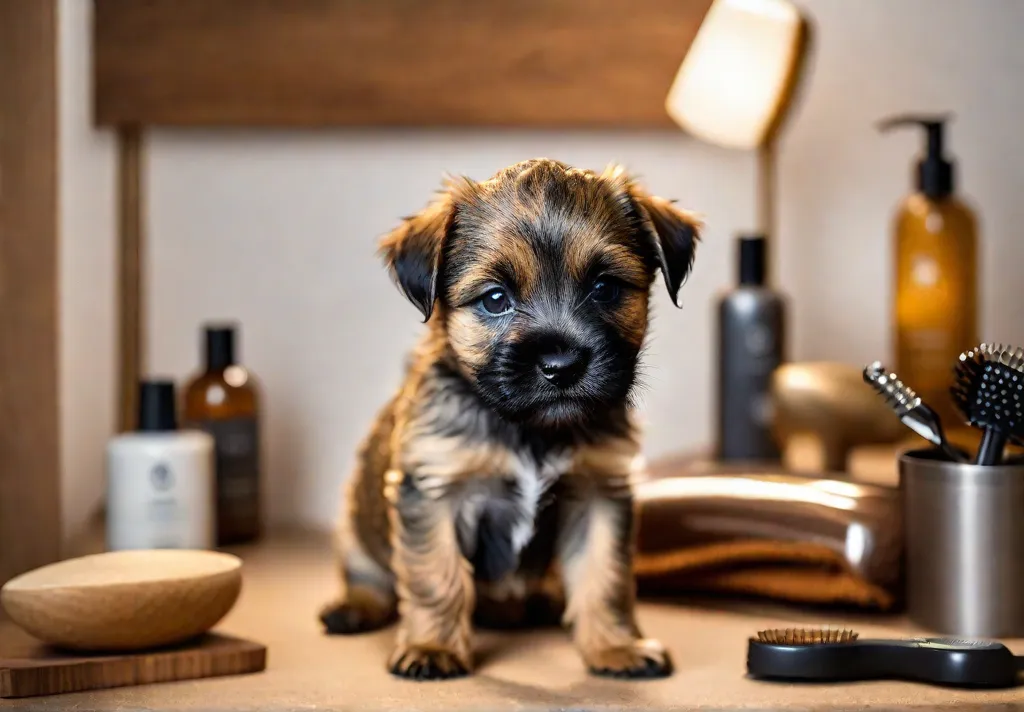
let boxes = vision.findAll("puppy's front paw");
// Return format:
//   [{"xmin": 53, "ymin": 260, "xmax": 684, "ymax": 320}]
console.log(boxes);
[
  {"xmin": 319, "ymin": 592, "xmax": 396, "ymax": 635},
  {"xmin": 388, "ymin": 644, "xmax": 471, "ymax": 681},
  {"xmin": 586, "ymin": 638, "xmax": 673, "ymax": 679}
]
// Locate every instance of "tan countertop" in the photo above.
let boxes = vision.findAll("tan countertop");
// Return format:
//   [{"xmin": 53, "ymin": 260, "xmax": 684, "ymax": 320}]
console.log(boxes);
[{"xmin": 3, "ymin": 528, "xmax": 1023, "ymax": 711}]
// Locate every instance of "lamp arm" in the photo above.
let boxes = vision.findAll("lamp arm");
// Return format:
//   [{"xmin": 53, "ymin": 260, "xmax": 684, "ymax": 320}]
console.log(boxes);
[
  {"xmin": 755, "ymin": 11, "xmax": 812, "ymax": 288},
  {"xmin": 756, "ymin": 138, "xmax": 777, "ymax": 283}
]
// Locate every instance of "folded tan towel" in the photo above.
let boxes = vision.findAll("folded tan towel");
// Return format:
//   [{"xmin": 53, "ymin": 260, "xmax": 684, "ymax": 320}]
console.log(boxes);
[{"xmin": 635, "ymin": 540, "xmax": 896, "ymax": 610}]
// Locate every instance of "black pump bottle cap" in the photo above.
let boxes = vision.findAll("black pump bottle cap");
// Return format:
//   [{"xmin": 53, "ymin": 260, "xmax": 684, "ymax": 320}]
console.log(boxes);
[
  {"xmin": 138, "ymin": 380, "xmax": 177, "ymax": 432},
  {"xmin": 738, "ymin": 234, "xmax": 766, "ymax": 286},
  {"xmin": 204, "ymin": 323, "xmax": 237, "ymax": 371},
  {"xmin": 878, "ymin": 114, "xmax": 955, "ymax": 199}
]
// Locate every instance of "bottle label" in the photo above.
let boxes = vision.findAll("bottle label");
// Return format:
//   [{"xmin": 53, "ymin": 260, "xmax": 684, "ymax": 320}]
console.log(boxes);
[
  {"xmin": 146, "ymin": 460, "xmax": 186, "ymax": 548},
  {"xmin": 910, "ymin": 255, "xmax": 940, "ymax": 287},
  {"xmin": 896, "ymin": 250, "xmax": 975, "ymax": 397},
  {"xmin": 194, "ymin": 417, "xmax": 260, "ymax": 531},
  {"xmin": 106, "ymin": 447, "xmax": 214, "ymax": 551}
]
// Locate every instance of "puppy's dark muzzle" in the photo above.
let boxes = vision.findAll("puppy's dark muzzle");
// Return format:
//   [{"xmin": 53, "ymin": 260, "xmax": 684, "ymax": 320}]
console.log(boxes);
[{"xmin": 537, "ymin": 348, "xmax": 588, "ymax": 388}]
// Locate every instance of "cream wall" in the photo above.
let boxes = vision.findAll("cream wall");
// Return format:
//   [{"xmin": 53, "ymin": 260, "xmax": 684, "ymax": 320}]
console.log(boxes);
[
  {"xmin": 59, "ymin": 0, "xmax": 116, "ymax": 543},
  {"xmin": 58, "ymin": 0, "xmax": 1024, "ymax": 535},
  {"xmin": 777, "ymin": 0, "xmax": 1024, "ymax": 367},
  {"xmin": 144, "ymin": 133, "xmax": 748, "ymax": 528}
]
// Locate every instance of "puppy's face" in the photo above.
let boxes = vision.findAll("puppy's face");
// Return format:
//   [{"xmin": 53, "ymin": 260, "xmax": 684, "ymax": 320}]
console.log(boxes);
[{"xmin": 380, "ymin": 159, "xmax": 700, "ymax": 428}]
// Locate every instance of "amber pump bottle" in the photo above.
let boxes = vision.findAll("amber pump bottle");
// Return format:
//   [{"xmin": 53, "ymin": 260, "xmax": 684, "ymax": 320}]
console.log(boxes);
[
  {"xmin": 183, "ymin": 324, "xmax": 263, "ymax": 545},
  {"xmin": 880, "ymin": 115, "xmax": 978, "ymax": 427}
]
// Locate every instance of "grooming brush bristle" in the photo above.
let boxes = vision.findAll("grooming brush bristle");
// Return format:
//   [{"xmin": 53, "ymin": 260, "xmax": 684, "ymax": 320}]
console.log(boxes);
[
  {"xmin": 862, "ymin": 362, "xmax": 921, "ymax": 415},
  {"xmin": 979, "ymin": 343, "xmax": 1024, "ymax": 370},
  {"xmin": 755, "ymin": 628, "xmax": 859, "ymax": 645},
  {"xmin": 951, "ymin": 343, "xmax": 1024, "ymax": 444}
]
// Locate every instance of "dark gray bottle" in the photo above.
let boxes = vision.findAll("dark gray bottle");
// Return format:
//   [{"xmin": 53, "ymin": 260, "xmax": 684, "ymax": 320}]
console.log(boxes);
[{"xmin": 715, "ymin": 235, "xmax": 786, "ymax": 461}]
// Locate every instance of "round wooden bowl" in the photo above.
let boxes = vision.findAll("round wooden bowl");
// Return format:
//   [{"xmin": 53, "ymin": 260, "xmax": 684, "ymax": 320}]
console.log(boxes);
[{"xmin": 0, "ymin": 549, "xmax": 242, "ymax": 652}]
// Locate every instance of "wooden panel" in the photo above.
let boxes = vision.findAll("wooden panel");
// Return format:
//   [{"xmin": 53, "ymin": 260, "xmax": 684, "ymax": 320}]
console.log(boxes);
[
  {"xmin": 93, "ymin": 0, "xmax": 712, "ymax": 128},
  {"xmin": 0, "ymin": 626, "xmax": 267, "ymax": 699},
  {"xmin": 117, "ymin": 129, "xmax": 144, "ymax": 432},
  {"xmin": 0, "ymin": 0, "xmax": 62, "ymax": 586}
]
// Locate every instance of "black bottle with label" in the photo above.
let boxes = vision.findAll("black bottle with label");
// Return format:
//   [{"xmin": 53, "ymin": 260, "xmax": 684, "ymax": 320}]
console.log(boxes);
[
  {"xmin": 183, "ymin": 324, "xmax": 263, "ymax": 545},
  {"xmin": 715, "ymin": 235, "xmax": 786, "ymax": 461}
]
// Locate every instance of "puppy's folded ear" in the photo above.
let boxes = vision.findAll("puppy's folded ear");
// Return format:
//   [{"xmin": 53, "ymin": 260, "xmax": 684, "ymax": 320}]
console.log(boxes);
[
  {"xmin": 604, "ymin": 165, "xmax": 702, "ymax": 307},
  {"xmin": 378, "ymin": 188, "xmax": 458, "ymax": 322},
  {"xmin": 634, "ymin": 193, "xmax": 702, "ymax": 306}
]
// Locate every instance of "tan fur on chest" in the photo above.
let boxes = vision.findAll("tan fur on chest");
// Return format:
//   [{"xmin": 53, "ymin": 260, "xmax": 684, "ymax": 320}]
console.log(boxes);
[{"xmin": 385, "ymin": 342, "xmax": 642, "ymax": 497}]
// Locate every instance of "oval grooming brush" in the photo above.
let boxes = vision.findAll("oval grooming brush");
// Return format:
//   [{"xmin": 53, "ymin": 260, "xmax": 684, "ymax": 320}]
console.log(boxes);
[
  {"xmin": 747, "ymin": 627, "xmax": 1023, "ymax": 688},
  {"xmin": 862, "ymin": 361, "xmax": 965, "ymax": 462},
  {"xmin": 950, "ymin": 343, "xmax": 1024, "ymax": 465}
]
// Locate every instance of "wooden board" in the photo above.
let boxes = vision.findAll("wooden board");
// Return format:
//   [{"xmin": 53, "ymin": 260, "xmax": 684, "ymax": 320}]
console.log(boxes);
[
  {"xmin": 0, "ymin": 0, "xmax": 62, "ymax": 585},
  {"xmin": 0, "ymin": 625, "xmax": 266, "ymax": 699},
  {"xmin": 93, "ymin": 0, "xmax": 712, "ymax": 128},
  {"xmin": 117, "ymin": 128, "xmax": 144, "ymax": 432}
]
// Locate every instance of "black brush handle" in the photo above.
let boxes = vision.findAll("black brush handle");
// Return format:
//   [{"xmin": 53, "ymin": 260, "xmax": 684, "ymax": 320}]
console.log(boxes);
[
  {"xmin": 747, "ymin": 638, "xmax": 1020, "ymax": 688},
  {"xmin": 976, "ymin": 428, "xmax": 1009, "ymax": 466},
  {"xmin": 905, "ymin": 404, "xmax": 968, "ymax": 462}
]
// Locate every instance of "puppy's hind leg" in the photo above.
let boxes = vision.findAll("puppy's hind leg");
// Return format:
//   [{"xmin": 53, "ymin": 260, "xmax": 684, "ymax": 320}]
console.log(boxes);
[
  {"xmin": 320, "ymin": 506, "xmax": 397, "ymax": 635},
  {"xmin": 321, "ymin": 407, "xmax": 400, "ymax": 635}
]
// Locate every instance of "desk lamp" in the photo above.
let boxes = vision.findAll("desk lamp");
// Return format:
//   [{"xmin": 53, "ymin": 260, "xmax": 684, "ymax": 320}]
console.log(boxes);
[{"xmin": 665, "ymin": 0, "xmax": 810, "ymax": 283}]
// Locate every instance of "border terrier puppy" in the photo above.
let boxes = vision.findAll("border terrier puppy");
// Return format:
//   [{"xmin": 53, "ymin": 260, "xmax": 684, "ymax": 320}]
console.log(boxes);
[{"xmin": 320, "ymin": 158, "xmax": 700, "ymax": 681}]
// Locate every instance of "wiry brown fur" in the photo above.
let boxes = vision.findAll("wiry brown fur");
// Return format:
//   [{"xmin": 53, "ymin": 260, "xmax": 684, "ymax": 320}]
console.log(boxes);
[{"xmin": 320, "ymin": 159, "xmax": 701, "ymax": 681}]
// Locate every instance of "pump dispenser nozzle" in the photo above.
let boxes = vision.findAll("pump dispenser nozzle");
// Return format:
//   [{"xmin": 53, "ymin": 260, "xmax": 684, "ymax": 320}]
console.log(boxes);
[{"xmin": 878, "ymin": 114, "xmax": 955, "ymax": 199}]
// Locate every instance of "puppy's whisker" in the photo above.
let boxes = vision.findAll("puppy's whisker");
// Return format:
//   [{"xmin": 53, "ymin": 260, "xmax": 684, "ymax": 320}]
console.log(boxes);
[{"xmin": 567, "ymin": 294, "xmax": 593, "ymax": 317}]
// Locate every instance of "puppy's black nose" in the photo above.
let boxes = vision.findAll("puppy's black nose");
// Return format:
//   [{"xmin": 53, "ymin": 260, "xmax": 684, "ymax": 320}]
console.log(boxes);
[{"xmin": 537, "ymin": 348, "xmax": 587, "ymax": 388}]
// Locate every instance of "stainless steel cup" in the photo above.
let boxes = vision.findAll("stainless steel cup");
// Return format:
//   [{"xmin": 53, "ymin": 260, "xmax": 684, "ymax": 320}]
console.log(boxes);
[{"xmin": 900, "ymin": 448, "xmax": 1024, "ymax": 637}]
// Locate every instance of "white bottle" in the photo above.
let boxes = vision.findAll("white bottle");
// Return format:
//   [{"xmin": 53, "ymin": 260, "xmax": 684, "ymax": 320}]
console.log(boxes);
[{"xmin": 106, "ymin": 380, "xmax": 215, "ymax": 551}]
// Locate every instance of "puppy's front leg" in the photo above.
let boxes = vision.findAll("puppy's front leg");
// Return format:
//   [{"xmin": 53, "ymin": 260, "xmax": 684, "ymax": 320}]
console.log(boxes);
[
  {"xmin": 558, "ymin": 478, "xmax": 673, "ymax": 679},
  {"xmin": 386, "ymin": 469, "xmax": 475, "ymax": 680}
]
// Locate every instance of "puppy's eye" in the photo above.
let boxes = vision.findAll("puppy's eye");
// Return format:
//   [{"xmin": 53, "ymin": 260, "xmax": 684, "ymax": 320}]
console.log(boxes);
[
  {"xmin": 590, "ymin": 278, "xmax": 621, "ymax": 304},
  {"xmin": 480, "ymin": 288, "xmax": 513, "ymax": 315}
]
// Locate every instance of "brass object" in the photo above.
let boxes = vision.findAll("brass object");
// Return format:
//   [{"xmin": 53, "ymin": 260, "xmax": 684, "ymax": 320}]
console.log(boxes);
[
  {"xmin": 633, "ymin": 469, "xmax": 902, "ymax": 609},
  {"xmin": 770, "ymin": 362, "xmax": 907, "ymax": 473}
]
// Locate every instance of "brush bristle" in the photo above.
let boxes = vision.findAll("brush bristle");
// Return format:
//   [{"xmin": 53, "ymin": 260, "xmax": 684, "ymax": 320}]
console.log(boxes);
[
  {"xmin": 863, "ymin": 361, "xmax": 921, "ymax": 416},
  {"xmin": 978, "ymin": 343, "xmax": 1024, "ymax": 369},
  {"xmin": 755, "ymin": 628, "xmax": 859, "ymax": 645},
  {"xmin": 951, "ymin": 343, "xmax": 1024, "ymax": 444}
]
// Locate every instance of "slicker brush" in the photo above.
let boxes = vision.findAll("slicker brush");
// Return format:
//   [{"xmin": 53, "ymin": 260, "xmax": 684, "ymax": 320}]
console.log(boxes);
[
  {"xmin": 950, "ymin": 343, "xmax": 1024, "ymax": 465},
  {"xmin": 747, "ymin": 626, "xmax": 1023, "ymax": 688}
]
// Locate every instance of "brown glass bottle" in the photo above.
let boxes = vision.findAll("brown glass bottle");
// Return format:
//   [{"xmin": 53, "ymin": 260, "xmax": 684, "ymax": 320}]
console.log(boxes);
[
  {"xmin": 183, "ymin": 324, "xmax": 263, "ymax": 545},
  {"xmin": 884, "ymin": 116, "xmax": 979, "ymax": 427}
]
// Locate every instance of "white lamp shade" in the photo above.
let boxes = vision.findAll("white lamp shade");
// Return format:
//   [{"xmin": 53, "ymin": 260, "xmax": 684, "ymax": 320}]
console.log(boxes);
[{"xmin": 665, "ymin": 0, "xmax": 804, "ymax": 150}]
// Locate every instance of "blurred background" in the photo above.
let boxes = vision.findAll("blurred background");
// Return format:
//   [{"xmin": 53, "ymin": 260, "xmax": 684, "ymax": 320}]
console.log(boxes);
[{"xmin": 8, "ymin": 0, "xmax": 1024, "ymax": 550}]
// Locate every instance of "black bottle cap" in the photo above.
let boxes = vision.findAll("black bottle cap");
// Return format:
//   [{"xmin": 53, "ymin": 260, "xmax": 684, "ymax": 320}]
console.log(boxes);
[
  {"xmin": 738, "ymin": 234, "xmax": 766, "ymax": 286},
  {"xmin": 878, "ymin": 114, "xmax": 955, "ymax": 199},
  {"xmin": 204, "ymin": 323, "xmax": 237, "ymax": 371},
  {"xmin": 138, "ymin": 380, "xmax": 177, "ymax": 432}
]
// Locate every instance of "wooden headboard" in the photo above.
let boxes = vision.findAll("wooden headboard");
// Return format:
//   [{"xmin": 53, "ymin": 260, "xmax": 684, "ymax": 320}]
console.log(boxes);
[
  {"xmin": 91, "ymin": 0, "xmax": 712, "ymax": 430},
  {"xmin": 93, "ymin": 0, "xmax": 712, "ymax": 128}
]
